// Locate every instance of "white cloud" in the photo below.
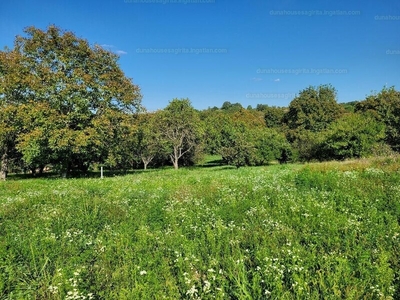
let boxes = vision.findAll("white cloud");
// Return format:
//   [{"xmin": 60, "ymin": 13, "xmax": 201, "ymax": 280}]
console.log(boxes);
[
  {"xmin": 101, "ymin": 44, "xmax": 114, "ymax": 48},
  {"xmin": 251, "ymin": 77, "xmax": 263, "ymax": 82},
  {"xmin": 274, "ymin": 78, "xmax": 280, "ymax": 82},
  {"xmin": 100, "ymin": 44, "xmax": 128, "ymax": 55}
]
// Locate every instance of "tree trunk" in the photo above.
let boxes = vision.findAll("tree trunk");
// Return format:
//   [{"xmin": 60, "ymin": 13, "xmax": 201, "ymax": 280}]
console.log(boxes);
[
  {"xmin": 62, "ymin": 161, "xmax": 71, "ymax": 178},
  {"xmin": 170, "ymin": 155, "xmax": 179, "ymax": 170},
  {"xmin": 142, "ymin": 156, "xmax": 153, "ymax": 170},
  {"xmin": 1, "ymin": 151, "xmax": 8, "ymax": 181},
  {"xmin": 171, "ymin": 148, "xmax": 179, "ymax": 170}
]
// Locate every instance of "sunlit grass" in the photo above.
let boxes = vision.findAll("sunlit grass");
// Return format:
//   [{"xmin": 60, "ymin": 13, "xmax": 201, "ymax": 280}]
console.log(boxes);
[{"xmin": 0, "ymin": 160, "xmax": 399, "ymax": 299}]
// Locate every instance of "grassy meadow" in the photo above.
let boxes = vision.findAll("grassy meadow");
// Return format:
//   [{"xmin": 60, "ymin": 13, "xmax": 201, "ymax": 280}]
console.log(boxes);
[{"xmin": 0, "ymin": 157, "xmax": 400, "ymax": 299}]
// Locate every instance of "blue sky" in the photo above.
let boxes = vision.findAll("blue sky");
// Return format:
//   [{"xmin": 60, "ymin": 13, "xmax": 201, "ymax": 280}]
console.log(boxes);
[{"xmin": 1, "ymin": 0, "xmax": 399, "ymax": 111}]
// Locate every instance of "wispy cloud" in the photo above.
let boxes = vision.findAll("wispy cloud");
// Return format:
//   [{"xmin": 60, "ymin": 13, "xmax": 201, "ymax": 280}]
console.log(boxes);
[
  {"xmin": 101, "ymin": 44, "xmax": 114, "ymax": 49},
  {"xmin": 100, "ymin": 44, "xmax": 128, "ymax": 55},
  {"xmin": 274, "ymin": 78, "xmax": 280, "ymax": 82},
  {"xmin": 251, "ymin": 77, "xmax": 263, "ymax": 82},
  {"xmin": 115, "ymin": 50, "xmax": 128, "ymax": 55}
]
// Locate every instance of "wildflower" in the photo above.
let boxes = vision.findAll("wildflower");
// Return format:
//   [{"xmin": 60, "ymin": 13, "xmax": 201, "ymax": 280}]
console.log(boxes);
[
  {"xmin": 186, "ymin": 285, "xmax": 198, "ymax": 296},
  {"xmin": 140, "ymin": 270, "xmax": 147, "ymax": 275},
  {"xmin": 203, "ymin": 280, "xmax": 211, "ymax": 293},
  {"xmin": 48, "ymin": 285, "xmax": 58, "ymax": 294}
]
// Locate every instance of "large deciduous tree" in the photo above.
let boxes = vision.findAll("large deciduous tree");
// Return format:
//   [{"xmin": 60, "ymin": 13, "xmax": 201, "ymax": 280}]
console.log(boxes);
[
  {"xmin": 319, "ymin": 113, "xmax": 385, "ymax": 160},
  {"xmin": 0, "ymin": 25, "xmax": 142, "ymax": 177},
  {"xmin": 355, "ymin": 86, "xmax": 400, "ymax": 152},
  {"xmin": 159, "ymin": 98, "xmax": 202, "ymax": 169},
  {"xmin": 219, "ymin": 118, "xmax": 291, "ymax": 168},
  {"xmin": 0, "ymin": 48, "xmax": 27, "ymax": 179},
  {"xmin": 0, "ymin": 105, "xmax": 20, "ymax": 180},
  {"xmin": 284, "ymin": 84, "xmax": 344, "ymax": 132},
  {"xmin": 133, "ymin": 112, "xmax": 165, "ymax": 170},
  {"xmin": 263, "ymin": 106, "xmax": 286, "ymax": 128},
  {"xmin": 219, "ymin": 123, "xmax": 256, "ymax": 168}
]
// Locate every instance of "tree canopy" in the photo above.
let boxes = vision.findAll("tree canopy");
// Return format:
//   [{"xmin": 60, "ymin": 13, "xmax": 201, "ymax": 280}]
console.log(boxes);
[
  {"xmin": 158, "ymin": 98, "xmax": 202, "ymax": 169},
  {"xmin": 0, "ymin": 25, "xmax": 142, "ymax": 178},
  {"xmin": 355, "ymin": 86, "xmax": 400, "ymax": 151},
  {"xmin": 284, "ymin": 84, "xmax": 343, "ymax": 132},
  {"xmin": 1, "ymin": 26, "xmax": 399, "ymax": 177}
]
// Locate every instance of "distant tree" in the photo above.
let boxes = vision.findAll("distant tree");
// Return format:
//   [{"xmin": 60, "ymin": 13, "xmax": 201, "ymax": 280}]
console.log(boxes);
[
  {"xmin": 319, "ymin": 113, "xmax": 385, "ymax": 160},
  {"xmin": 221, "ymin": 101, "xmax": 243, "ymax": 112},
  {"xmin": 230, "ymin": 109, "xmax": 266, "ymax": 128},
  {"xmin": 355, "ymin": 86, "xmax": 400, "ymax": 151},
  {"xmin": 255, "ymin": 104, "xmax": 269, "ymax": 111},
  {"xmin": 134, "ymin": 113, "xmax": 165, "ymax": 170},
  {"xmin": 284, "ymin": 84, "xmax": 344, "ymax": 132},
  {"xmin": 0, "ymin": 25, "xmax": 142, "ymax": 177},
  {"xmin": 159, "ymin": 98, "xmax": 202, "ymax": 169},
  {"xmin": 200, "ymin": 108, "xmax": 266, "ymax": 156},
  {"xmin": 287, "ymin": 129, "xmax": 323, "ymax": 162},
  {"xmin": 93, "ymin": 109, "xmax": 136, "ymax": 172},
  {"xmin": 219, "ymin": 120, "xmax": 291, "ymax": 168},
  {"xmin": 263, "ymin": 106, "xmax": 286, "ymax": 128},
  {"xmin": 253, "ymin": 127, "xmax": 293, "ymax": 164},
  {"xmin": 219, "ymin": 123, "xmax": 256, "ymax": 168},
  {"xmin": 200, "ymin": 110, "xmax": 230, "ymax": 154},
  {"xmin": 340, "ymin": 101, "xmax": 359, "ymax": 113}
]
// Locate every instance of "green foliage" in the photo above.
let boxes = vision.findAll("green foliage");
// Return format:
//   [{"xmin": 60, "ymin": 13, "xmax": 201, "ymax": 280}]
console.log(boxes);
[
  {"xmin": 340, "ymin": 101, "xmax": 359, "ymax": 113},
  {"xmin": 133, "ymin": 113, "xmax": 166, "ymax": 169},
  {"xmin": 253, "ymin": 127, "xmax": 293, "ymax": 164},
  {"xmin": 287, "ymin": 129, "xmax": 323, "ymax": 162},
  {"xmin": 0, "ymin": 162, "xmax": 399, "ymax": 298},
  {"xmin": 0, "ymin": 25, "xmax": 142, "ymax": 177},
  {"xmin": 200, "ymin": 110, "xmax": 230, "ymax": 154},
  {"xmin": 262, "ymin": 105, "xmax": 286, "ymax": 128},
  {"xmin": 219, "ymin": 121, "xmax": 292, "ymax": 167},
  {"xmin": 319, "ymin": 113, "xmax": 385, "ymax": 160},
  {"xmin": 95, "ymin": 110, "xmax": 137, "ymax": 171},
  {"xmin": 1, "ymin": 30, "xmax": 399, "ymax": 178},
  {"xmin": 284, "ymin": 84, "xmax": 344, "ymax": 132},
  {"xmin": 355, "ymin": 86, "xmax": 400, "ymax": 151},
  {"xmin": 0, "ymin": 104, "xmax": 21, "ymax": 179},
  {"xmin": 220, "ymin": 123, "xmax": 256, "ymax": 168},
  {"xmin": 159, "ymin": 98, "xmax": 203, "ymax": 169},
  {"xmin": 221, "ymin": 101, "xmax": 243, "ymax": 112},
  {"xmin": 200, "ymin": 108, "xmax": 266, "ymax": 157}
]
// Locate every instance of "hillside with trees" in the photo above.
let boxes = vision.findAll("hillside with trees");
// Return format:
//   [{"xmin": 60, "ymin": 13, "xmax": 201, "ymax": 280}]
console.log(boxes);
[{"xmin": 1, "ymin": 26, "xmax": 399, "ymax": 179}]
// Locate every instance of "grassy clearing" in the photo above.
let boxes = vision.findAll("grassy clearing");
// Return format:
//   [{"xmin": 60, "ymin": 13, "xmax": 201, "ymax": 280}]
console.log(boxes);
[{"xmin": 0, "ymin": 159, "xmax": 399, "ymax": 299}]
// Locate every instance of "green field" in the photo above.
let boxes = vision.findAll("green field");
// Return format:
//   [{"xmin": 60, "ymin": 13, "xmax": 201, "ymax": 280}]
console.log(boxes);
[{"xmin": 1, "ymin": 158, "xmax": 399, "ymax": 299}]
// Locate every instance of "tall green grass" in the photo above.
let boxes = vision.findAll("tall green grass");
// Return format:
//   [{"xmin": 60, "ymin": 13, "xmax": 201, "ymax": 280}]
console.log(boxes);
[{"xmin": 0, "ymin": 162, "xmax": 399, "ymax": 299}]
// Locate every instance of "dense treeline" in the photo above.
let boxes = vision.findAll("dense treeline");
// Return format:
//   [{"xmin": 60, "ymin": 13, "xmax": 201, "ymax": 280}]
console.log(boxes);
[{"xmin": 1, "ymin": 26, "xmax": 399, "ymax": 179}]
